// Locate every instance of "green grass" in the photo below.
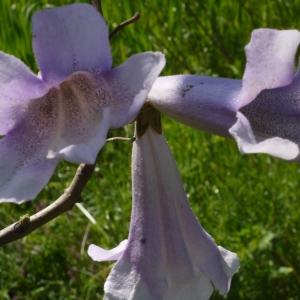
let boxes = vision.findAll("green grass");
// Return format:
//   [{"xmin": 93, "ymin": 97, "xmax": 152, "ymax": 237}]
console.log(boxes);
[{"xmin": 1, "ymin": 0, "xmax": 300, "ymax": 299}]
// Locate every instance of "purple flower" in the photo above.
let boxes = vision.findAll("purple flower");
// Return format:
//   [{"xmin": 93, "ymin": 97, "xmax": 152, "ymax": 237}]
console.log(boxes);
[
  {"xmin": 148, "ymin": 29, "xmax": 300, "ymax": 161},
  {"xmin": 88, "ymin": 127, "xmax": 239, "ymax": 299},
  {"xmin": 0, "ymin": 4, "xmax": 165, "ymax": 203}
]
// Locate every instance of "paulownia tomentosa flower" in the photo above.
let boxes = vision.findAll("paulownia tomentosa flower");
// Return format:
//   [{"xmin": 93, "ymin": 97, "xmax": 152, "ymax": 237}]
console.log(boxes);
[
  {"xmin": 0, "ymin": 3, "xmax": 165, "ymax": 203},
  {"xmin": 148, "ymin": 29, "xmax": 300, "ymax": 161},
  {"xmin": 88, "ymin": 119, "xmax": 240, "ymax": 300}
]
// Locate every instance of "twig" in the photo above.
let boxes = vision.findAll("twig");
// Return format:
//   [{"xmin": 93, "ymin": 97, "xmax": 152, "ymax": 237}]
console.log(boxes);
[
  {"xmin": 0, "ymin": 162, "xmax": 97, "ymax": 247},
  {"xmin": 89, "ymin": 0, "xmax": 103, "ymax": 15},
  {"xmin": 109, "ymin": 12, "xmax": 141, "ymax": 40}
]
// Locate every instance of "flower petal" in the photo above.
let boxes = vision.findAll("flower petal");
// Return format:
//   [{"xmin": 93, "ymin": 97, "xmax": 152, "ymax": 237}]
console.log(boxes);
[
  {"xmin": 32, "ymin": 4, "xmax": 112, "ymax": 85},
  {"xmin": 240, "ymin": 70, "xmax": 300, "ymax": 146},
  {"xmin": 105, "ymin": 52, "xmax": 166, "ymax": 129},
  {"xmin": 148, "ymin": 75, "xmax": 241, "ymax": 138},
  {"xmin": 0, "ymin": 86, "xmax": 63, "ymax": 203},
  {"xmin": 52, "ymin": 108, "xmax": 110, "ymax": 164},
  {"xmin": 44, "ymin": 71, "xmax": 113, "ymax": 164},
  {"xmin": 218, "ymin": 246, "xmax": 242, "ymax": 281},
  {"xmin": 104, "ymin": 253, "xmax": 213, "ymax": 300},
  {"xmin": 238, "ymin": 29, "xmax": 300, "ymax": 108},
  {"xmin": 0, "ymin": 51, "xmax": 47, "ymax": 135},
  {"xmin": 0, "ymin": 135, "xmax": 59, "ymax": 204},
  {"xmin": 102, "ymin": 127, "xmax": 239, "ymax": 299},
  {"xmin": 88, "ymin": 240, "xmax": 128, "ymax": 262},
  {"xmin": 229, "ymin": 112, "xmax": 299, "ymax": 160},
  {"xmin": 49, "ymin": 50, "xmax": 165, "ymax": 164}
]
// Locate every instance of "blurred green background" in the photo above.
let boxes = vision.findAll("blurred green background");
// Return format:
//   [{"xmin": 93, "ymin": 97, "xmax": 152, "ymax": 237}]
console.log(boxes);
[{"xmin": 1, "ymin": 0, "xmax": 300, "ymax": 299}]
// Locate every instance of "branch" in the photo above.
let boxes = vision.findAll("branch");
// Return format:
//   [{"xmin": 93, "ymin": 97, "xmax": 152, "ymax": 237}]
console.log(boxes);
[
  {"xmin": 109, "ymin": 12, "xmax": 141, "ymax": 40},
  {"xmin": 0, "ymin": 134, "xmax": 136, "ymax": 247},
  {"xmin": 0, "ymin": 162, "xmax": 96, "ymax": 247}
]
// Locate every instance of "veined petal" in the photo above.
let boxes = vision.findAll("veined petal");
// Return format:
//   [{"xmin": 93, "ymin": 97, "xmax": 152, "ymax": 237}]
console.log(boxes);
[
  {"xmin": 0, "ymin": 87, "xmax": 62, "ymax": 203},
  {"xmin": 240, "ymin": 70, "xmax": 300, "ymax": 144},
  {"xmin": 0, "ymin": 70, "xmax": 111, "ymax": 203},
  {"xmin": 0, "ymin": 135, "xmax": 59, "ymax": 204},
  {"xmin": 88, "ymin": 240, "xmax": 128, "ymax": 262},
  {"xmin": 229, "ymin": 112, "xmax": 299, "ymax": 160},
  {"xmin": 49, "ymin": 51, "xmax": 165, "ymax": 164},
  {"xmin": 53, "ymin": 108, "xmax": 110, "ymax": 164},
  {"xmin": 230, "ymin": 29, "xmax": 300, "ymax": 160},
  {"xmin": 32, "ymin": 3, "xmax": 112, "ymax": 85},
  {"xmin": 148, "ymin": 75, "xmax": 241, "ymax": 138},
  {"xmin": 45, "ymin": 72, "xmax": 111, "ymax": 164},
  {"xmin": 0, "ymin": 51, "xmax": 48, "ymax": 135},
  {"xmin": 105, "ymin": 52, "xmax": 166, "ymax": 129},
  {"xmin": 98, "ymin": 127, "xmax": 239, "ymax": 299},
  {"xmin": 238, "ymin": 29, "xmax": 300, "ymax": 108}
]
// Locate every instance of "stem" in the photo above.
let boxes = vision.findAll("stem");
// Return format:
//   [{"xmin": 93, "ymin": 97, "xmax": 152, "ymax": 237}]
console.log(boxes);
[{"xmin": 109, "ymin": 12, "xmax": 141, "ymax": 40}]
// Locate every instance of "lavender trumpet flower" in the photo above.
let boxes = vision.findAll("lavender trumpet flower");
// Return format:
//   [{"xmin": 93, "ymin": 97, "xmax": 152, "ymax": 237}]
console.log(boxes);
[
  {"xmin": 88, "ymin": 115, "xmax": 239, "ymax": 299},
  {"xmin": 0, "ymin": 4, "xmax": 165, "ymax": 203},
  {"xmin": 148, "ymin": 29, "xmax": 300, "ymax": 161}
]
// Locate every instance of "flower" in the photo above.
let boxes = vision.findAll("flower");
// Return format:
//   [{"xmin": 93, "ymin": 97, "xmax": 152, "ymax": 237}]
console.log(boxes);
[
  {"xmin": 0, "ymin": 3, "xmax": 165, "ymax": 204},
  {"xmin": 88, "ymin": 122, "xmax": 240, "ymax": 299},
  {"xmin": 147, "ymin": 29, "xmax": 300, "ymax": 161}
]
